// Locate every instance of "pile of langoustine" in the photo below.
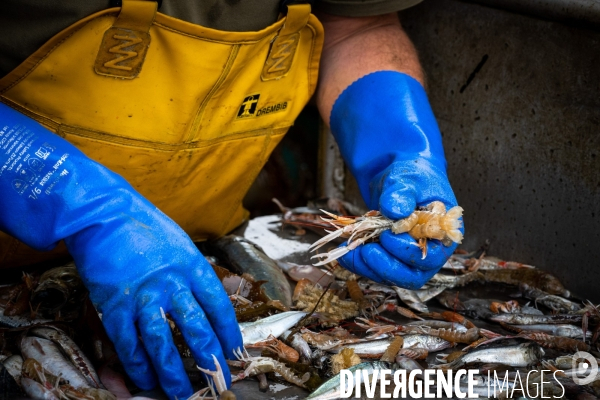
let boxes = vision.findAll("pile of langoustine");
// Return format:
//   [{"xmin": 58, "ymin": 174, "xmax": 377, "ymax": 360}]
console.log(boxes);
[{"xmin": 0, "ymin": 202, "xmax": 598, "ymax": 400}]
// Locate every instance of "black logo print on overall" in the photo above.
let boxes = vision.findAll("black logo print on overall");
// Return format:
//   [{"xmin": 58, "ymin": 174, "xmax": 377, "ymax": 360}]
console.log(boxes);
[{"xmin": 237, "ymin": 94, "xmax": 260, "ymax": 118}]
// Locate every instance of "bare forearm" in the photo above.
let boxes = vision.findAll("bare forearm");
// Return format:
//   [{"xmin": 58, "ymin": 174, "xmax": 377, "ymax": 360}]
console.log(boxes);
[{"xmin": 315, "ymin": 12, "xmax": 425, "ymax": 126}]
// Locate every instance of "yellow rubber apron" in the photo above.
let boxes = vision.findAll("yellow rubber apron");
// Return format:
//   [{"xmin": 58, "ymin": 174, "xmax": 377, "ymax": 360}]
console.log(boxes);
[{"xmin": 0, "ymin": 0, "xmax": 323, "ymax": 267}]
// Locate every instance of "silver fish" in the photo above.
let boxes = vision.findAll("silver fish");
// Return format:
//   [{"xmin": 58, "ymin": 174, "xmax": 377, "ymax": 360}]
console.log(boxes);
[
  {"xmin": 439, "ymin": 342, "xmax": 543, "ymax": 369},
  {"xmin": 405, "ymin": 320, "xmax": 468, "ymax": 332},
  {"xmin": 239, "ymin": 311, "xmax": 307, "ymax": 345},
  {"xmin": 30, "ymin": 327, "xmax": 104, "ymax": 389},
  {"xmin": 305, "ymin": 361, "xmax": 391, "ymax": 400},
  {"xmin": 520, "ymin": 284, "xmax": 580, "ymax": 312},
  {"xmin": 334, "ymin": 334, "xmax": 451, "ymax": 353},
  {"xmin": 520, "ymin": 305, "xmax": 544, "ymax": 315},
  {"xmin": 21, "ymin": 376, "xmax": 60, "ymax": 400},
  {"xmin": 204, "ymin": 235, "xmax": 293, "ymax": 308},
  {"xmin": 394, "ymin": 355, "xmax": 423, "ymax": 372},
  {"xmin": 490, "ymin": 313, "xmax": 582, "ymax": 325},
  {"xmin": 509, "ymin": 324, "xmax": 591, "ymax": 339},
  {"xmin": 281, "ymin": 330, "xmax": 312, "ymax": 360},
  {"xmin": 331, "ymin": 338, "xmax": 394, "ymax": 357},
  {"xmin": 402, "ymin": 334, "xmax": 453, "ymax": 352},
  {"xmin": 21, "ymin": 336, "xmax": 90, "ymax": 389},
  {"xmin": 441, "ymin": 259, "xmax": 466, "ymax": 271},
  {"xmin": 2, "ymin": 354, "xmax": 23, "ymax": 385}
]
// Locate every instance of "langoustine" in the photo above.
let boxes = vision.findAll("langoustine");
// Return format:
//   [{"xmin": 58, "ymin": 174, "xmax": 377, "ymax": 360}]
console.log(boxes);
[{"xmin": 310, "ymin": 201, "xmax": 463, "ymax": 264}]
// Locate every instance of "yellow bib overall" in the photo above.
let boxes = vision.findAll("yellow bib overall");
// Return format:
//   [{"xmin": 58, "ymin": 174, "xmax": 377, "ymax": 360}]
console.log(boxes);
[{"xmin": 0, "ymin": 1, "xmax": 323, "ymax": 267}]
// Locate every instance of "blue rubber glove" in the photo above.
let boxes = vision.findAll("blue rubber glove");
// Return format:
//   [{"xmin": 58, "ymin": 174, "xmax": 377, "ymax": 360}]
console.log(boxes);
[
  {"xmin": 0, "ymin": 103, "xmax": 242, "ymax": 399},
  {"xmin": 330, "ymin": 71, "xmax": 463, "ymax": 289}
]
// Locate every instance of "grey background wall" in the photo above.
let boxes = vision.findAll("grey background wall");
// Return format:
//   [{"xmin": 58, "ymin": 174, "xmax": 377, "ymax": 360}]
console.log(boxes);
[{"xmin": 338, "ymin": 0, "xmax": 600, "ymax": 300}]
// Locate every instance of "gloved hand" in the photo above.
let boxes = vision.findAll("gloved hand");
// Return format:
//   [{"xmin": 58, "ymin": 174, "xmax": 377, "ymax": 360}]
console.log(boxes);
[
  {"xmin": 0, "ymin": 103, "xmax": 242, "ymax": 399},
  {"xmin": 329, "ymin": 71, "xmax": 463, "ymax": 289}
]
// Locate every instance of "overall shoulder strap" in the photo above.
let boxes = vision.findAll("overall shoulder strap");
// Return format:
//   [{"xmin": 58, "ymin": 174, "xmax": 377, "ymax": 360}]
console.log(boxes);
[{"xmin": 110, "ymin": 0, "xmax": 162, "ymax": 9}]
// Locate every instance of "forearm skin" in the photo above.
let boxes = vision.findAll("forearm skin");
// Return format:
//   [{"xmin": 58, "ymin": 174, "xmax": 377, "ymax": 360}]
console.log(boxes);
[{"xmin": 316, "ymin": 12, "xmax": 425, "ymax": 126}]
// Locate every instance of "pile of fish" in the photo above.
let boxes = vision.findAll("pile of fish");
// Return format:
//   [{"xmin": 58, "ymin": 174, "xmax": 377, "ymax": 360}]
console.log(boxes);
[
  {"xmin": 1, "ymin": 202, "xmax": 599, "ymax": 400},
  {"xmin": 0, "ymin": 265, "xmax": 122, "ymax": 399},
  {"xmin": 196, "ymin": 203, "xmax": 600, "ymax": 399}
]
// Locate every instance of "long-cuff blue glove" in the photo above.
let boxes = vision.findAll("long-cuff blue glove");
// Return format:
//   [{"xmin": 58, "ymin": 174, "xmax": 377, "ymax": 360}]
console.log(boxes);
[
  {"xmin": 0, "ymin": 103, "xmax": 242, "ymax": 400},
  {"xmin": 330, "ymin": 71, "xmax": 463, "ymax": 289}
]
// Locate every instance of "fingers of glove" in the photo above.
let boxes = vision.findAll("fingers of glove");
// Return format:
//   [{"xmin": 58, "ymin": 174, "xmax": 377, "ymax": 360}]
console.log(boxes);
[
  {"xmin": 379, "ymin": 231, "xmax": 455, "ymax": 271},
  {"xmin": 378, "ymin": 183, "xmax": 418, "ymax": 220},
  {"xmin": 137, "ymin": 306, "xmax": 193, "ymax": 400},
  {"xmin": 338, "ymin": 246, "xmax": 388, "ymax": 284},
  {"xmin": 190, "ymin": 260, "xmax": 243, "ymax": 359},
  {"xmin": 102, "ymin": 312, "xmax": 158, "ymax": 391},
  {"xmin": 360, "ymin": 243, "xmax": 440, "ymax": 289},
  {"xmin": 169, "ymin": 289, "xmax": 232, "ymax": 388}
]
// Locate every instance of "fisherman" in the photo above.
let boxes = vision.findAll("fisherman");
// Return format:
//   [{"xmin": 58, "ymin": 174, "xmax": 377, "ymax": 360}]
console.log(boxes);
[{"xmin": 0, "ymin": 0, "xmax": 461, "ymax": 398}]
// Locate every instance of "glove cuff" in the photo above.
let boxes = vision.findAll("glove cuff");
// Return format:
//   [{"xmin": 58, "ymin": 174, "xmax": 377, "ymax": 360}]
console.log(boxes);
[
  {"xmin": 329, "ymin": 71, "xmax": 448, "ymax": 205},
  {"xmin": 0, "ymin": 103, "xmax": 151, "ymax": 251}
]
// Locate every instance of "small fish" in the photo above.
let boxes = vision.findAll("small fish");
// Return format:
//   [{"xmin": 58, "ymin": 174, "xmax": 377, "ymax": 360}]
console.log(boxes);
[
  {"xmin": 2, "ymin": 354, "xmax": 23, "ymax": 386},
  {"xmin": 394, "ymin": 355, "xmax": 423, "ymax": 372},
  {"xmin": 203, "ymin": 235, "xmax": 293, "ymax": 308},
  {"xmin": 438, "ymin": 342, "xmax": 543, "ymax": 370},
  {"xmin": 508, "ymin": 324, "xmax": 591, "ymax": 339},
  {"xmin": 405, "ymin": 320, "xmax": 468, "ymax": 332},
  {"xmin": 21, "ymin": 376, "xmax": 59, "ymax": 400},
  {"xmin": 441, "ymin": 259, "xmax": 466, "ymax": 271},
  {"xmin": 20, "ymin": 336, "xmax": 91, "ymax": 389},
  {"xmin": 402, "ymin": 334, "xmax": 453, "ymax": 352},
  {"xmin": 490, "ymin": 313, "xmax": 582, "ymax": 325},
  {"xmin": 459, "ymin": 299, "xmax": 497, "ymax": 320},
  {"xmin": 519, "ymin": 305, "xmax": 544, "ymax": 315},
  {"xmin": 30, "ymin": 327, "xmax": 104, "ymax": 389},
  {"xmin": 305, "ymin": 361, "xmax": 391, "ymax": 400},
  {"xmin": 331, "ymin": 339, "xmax": 394, "ymax": 358},
  {"xmin": 239, "ymin": 311, "xmax": 307, "ymax": 345},
  {"xmin": 281, "ymin": 330, "xmax": 312, "ymax": 360},
  {"xmin": 519, "ymin": 284, "xmax": 580, "ymax": 312}
]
